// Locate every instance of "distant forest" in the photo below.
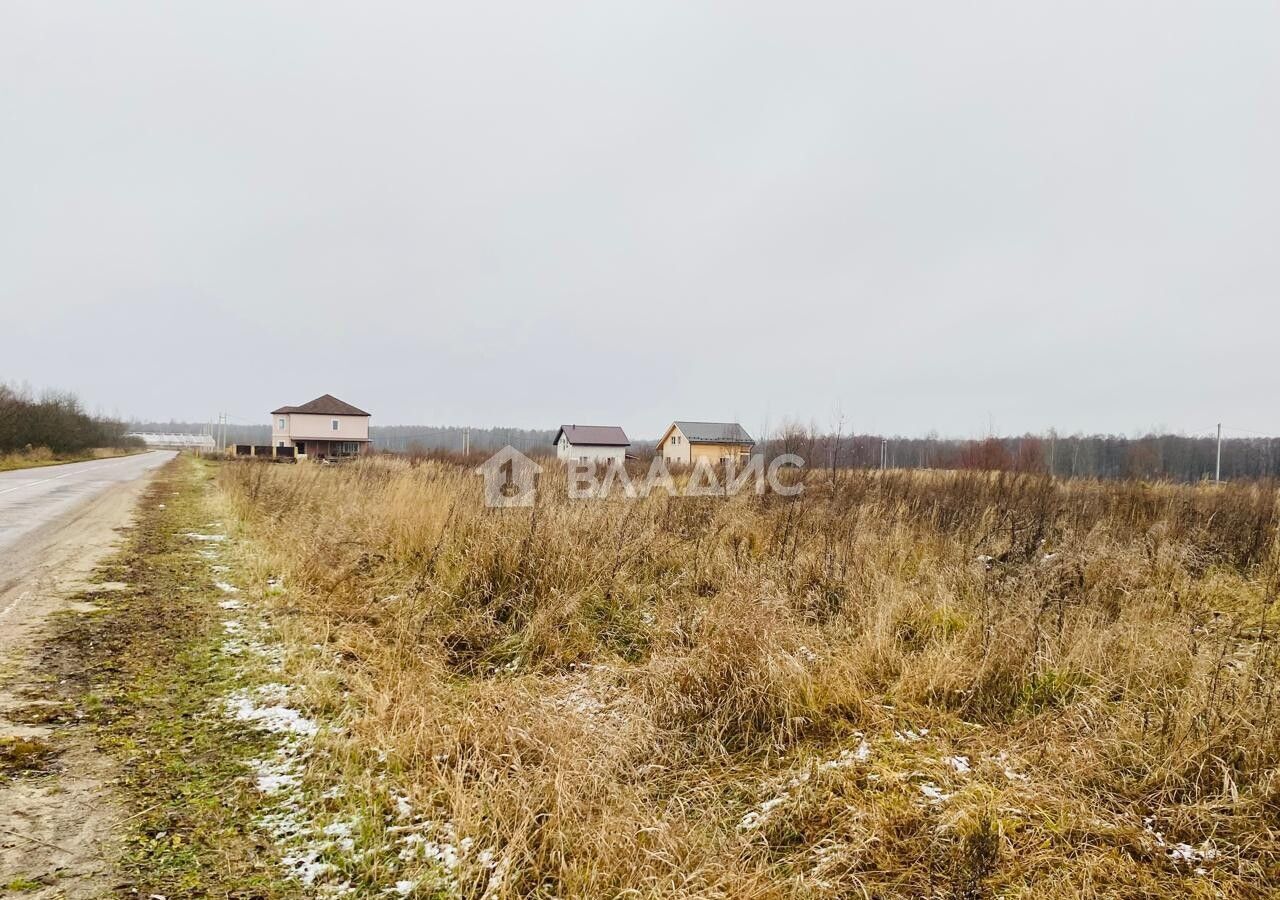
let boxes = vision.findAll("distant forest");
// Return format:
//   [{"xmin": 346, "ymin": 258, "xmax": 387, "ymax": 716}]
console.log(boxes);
[
  {"xmin": 1, "ymin": 384, "xmax": 138, "ymax": 454},
  {"xmin": 760, "ymin": 430, "xmax": 1280, "ymax": 482},
  {"xmin": 128, "ymin": 420, "xmax": 1280, "ymax": 482}
]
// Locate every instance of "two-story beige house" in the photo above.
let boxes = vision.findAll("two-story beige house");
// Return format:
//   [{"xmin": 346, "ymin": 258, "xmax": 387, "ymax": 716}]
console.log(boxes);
[
  {"xmin": 657, "ymin": 421, "xmax": 754, "ymax": 466},
  {"xmin": 271, "ymin": 394, "xmax": 371, "ymax": 460}
]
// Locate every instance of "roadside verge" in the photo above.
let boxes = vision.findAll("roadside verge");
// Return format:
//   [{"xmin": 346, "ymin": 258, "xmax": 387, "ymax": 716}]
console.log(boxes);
[{"xmin": 5, "ymin": 455, "xmax": 297, "ymax": 897}]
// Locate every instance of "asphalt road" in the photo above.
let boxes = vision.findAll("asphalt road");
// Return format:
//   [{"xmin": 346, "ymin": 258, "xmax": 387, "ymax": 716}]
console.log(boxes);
[
  {"xmin": 0, "ymin": 451, "xmax": 175, "ymax": 557},
  {"xmin": 1, "ymin": 450, "xmax": 176, "ymax": 643}
]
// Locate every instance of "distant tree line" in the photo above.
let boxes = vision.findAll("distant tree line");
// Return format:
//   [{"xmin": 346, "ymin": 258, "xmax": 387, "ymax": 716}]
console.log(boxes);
[
  {"xmin": 761, "ymin": 429, "xmax": 1280, "ymax": 482},
  {"xmin": 374, "ymin": 425, "xmax": 556, "ymax": 455},
  {"xmin": 0, "ymin": 384, "xmax": 139, "ymax": 454}
]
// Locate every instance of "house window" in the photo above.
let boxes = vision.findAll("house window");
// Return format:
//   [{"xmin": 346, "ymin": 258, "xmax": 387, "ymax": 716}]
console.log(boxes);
[
  {"xmin": 331, "ymin": 419, "xmax": 339, "ymax": 431},
  {"xmin": 277, "ymin": 418, "xmax": 286, "ymax": 431}
]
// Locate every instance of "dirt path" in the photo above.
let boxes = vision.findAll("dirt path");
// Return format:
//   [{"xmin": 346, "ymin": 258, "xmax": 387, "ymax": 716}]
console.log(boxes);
[{"xmin": 0, "ymin": 463, "xmax": 165, "ymax": 897}]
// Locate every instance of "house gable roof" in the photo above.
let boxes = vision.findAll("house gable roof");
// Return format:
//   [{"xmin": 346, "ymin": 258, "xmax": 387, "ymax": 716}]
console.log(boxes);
[
  {"xmin": 553, "ymin": 424, "xmax": 630, "ymax": 447},
  {"xmin": 272, "ymin": 394, "xmax": 371, "ymax": 417},
  {"xmin": 663, "ymin": 421, "xmax": 754, "ymax": 445}
]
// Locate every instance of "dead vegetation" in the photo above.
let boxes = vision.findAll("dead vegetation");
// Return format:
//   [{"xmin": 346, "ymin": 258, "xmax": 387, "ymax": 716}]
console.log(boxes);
[
  {"xmin": 0, "ymin": 736, "xmax": 59, "ymax": 780},
  {"xmin": 219, "ymin": 458, "xmax": 1280, "ymax": 897}
]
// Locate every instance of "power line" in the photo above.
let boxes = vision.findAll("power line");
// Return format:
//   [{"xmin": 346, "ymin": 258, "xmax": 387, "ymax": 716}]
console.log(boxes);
[{"xmin": 1221, "ymin": 424, "xmax": 1280, "ymax": 438}]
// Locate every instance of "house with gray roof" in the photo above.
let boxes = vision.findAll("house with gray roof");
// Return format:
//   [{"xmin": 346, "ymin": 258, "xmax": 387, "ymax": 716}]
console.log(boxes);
[
  {"xmin": 658, "ymin": 421, "xmax": 754, "ymax": 466},
  {"xmin": 553, "ymin": 424, "xmax": 630, "ymax": 466}
]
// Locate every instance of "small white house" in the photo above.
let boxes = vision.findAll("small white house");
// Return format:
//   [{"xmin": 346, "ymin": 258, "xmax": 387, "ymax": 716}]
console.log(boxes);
[{"xmin": 553, "ymin": 424, "xmax": 630, "ymax": 465}]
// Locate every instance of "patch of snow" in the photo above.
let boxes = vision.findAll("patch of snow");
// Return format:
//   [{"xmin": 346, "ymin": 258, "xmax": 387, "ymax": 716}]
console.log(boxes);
[
  {"xmin": 225, "ymin": 688, "xmax": 318, "ymax": 736},
  {"xmin": 820, "ymin": 738, "xmax": 871, "ymax": 770},
  {"xmin": 894, "ymin": 727, "xmax": 929, "ymax": 743},
  {"xmin": 257, "ymin": 770, "xmax": 301, "ymax": 794},
  {"xmin": 991, "ymin": 751, "xmax": 1028, "ymax": 782},
  {"xmin": 739, "ymin": 791, "xmax": 792, "ymax": 830},
  {"xmin": 221, "ymin": 635, "xmax": 283, "ymax": 667},
  {"xmin": 184, "ymin": 532, "xmax": 226, "ymax": 542},
  {"xmin": 280, "ymin": 848, "xmax": 336, "ymax": 886},
  {"xmin": 219, "ymin": 599, "xmax": 243, "ymax": 609},
  {"xmin": 250, "ymin": 748, "xmax": 304, "ymax": 794},
  {"xmin": 1144, "ymin": 817, "xmax": 1218, "ymax": 869},
  {"xmin": 944, "ymin": 755, "xmax": 971, "ymax": 775},
  {"xmin": 759, "ymin": 796, "xmax": 788, "ymax": 814},
  {"xmin": 919, "ymin": 783, "xmax": 952, "ymax": 804},
  {"xmin": 214, "ymin": 581, "xmax": 240, "ymax": 594},
  {"xmin": 322, "ymin": 820, "xmax": 356, "ymax": 852},
  {"xmin": 323, "ymin": 821, "xmax": 354, "ymax": 839}
]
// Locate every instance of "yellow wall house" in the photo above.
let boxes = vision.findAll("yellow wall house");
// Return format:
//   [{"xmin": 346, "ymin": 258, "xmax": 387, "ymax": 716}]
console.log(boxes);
[{"xmin": 658, "ymin": 421, "xmax": 754, "ymax": 465}]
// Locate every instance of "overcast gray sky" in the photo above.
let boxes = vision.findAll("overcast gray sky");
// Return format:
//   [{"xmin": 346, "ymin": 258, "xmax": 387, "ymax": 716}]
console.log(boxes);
[{"xmin": 2, "ymin": 2, "xmax": 1277, "ymax": 439}]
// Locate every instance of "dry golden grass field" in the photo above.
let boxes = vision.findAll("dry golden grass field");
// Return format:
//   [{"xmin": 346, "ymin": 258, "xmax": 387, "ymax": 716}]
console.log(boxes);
[
  {"xmin": 0, "ymin": 445, "xmax": 141, "ymax": 471},
  {"xmin": 216, "ymin": 457, "xmax": 1280, "ymax": 898}
]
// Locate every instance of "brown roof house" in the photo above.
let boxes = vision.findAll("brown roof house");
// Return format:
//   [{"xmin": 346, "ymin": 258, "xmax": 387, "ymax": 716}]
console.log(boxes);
[
  {"xmin": 271, "ymin": 394, "xmax": 371, "ymax": 460},
  {"xmin": 553, "ymin": 424, "xmax": 630, "ymax": 465}
]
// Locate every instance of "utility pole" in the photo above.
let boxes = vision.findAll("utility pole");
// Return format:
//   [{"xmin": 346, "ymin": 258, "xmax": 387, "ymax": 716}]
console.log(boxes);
[
  {"xmin": 464, "ymin": 427, "xmax": 470, "ymax": 456},
  {"xmin": 1216, "ymin": 423, "xmax": 1222, "ymax": 483},
  {"xmin": 880, "ymin": 438, "xmax": 887, "ymax": 470}
]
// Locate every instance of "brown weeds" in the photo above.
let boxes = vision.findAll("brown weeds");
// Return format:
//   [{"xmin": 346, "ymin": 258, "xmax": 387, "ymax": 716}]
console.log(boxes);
[{"xmin": 220, "ymin": 460, "xmax": 1280, "ymax": 897}]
